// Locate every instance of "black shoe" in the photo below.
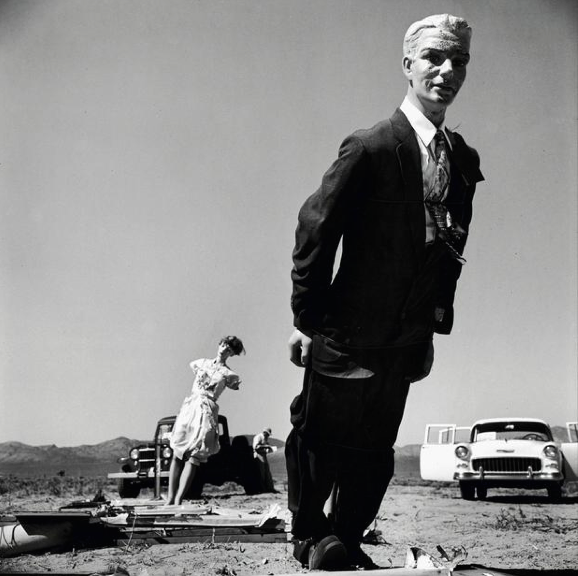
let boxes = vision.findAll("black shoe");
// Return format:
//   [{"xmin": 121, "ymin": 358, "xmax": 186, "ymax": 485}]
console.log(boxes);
[
  {"xmin": 292, "ymin": 538, "xmax": 314, "ymax": 565},
  {"xmin": 347, "ymin": 545, "xmax": 380, "ymax": 570},
  {"xmin": 308, "ymin": 535, "xmax": 348, "ymax": 571}
]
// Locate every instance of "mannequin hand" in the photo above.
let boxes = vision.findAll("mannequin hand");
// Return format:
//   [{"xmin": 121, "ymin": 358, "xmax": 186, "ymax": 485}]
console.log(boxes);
[{"xmin": 288, "ymin": 329, "xmax": 312, "ymax": 367}]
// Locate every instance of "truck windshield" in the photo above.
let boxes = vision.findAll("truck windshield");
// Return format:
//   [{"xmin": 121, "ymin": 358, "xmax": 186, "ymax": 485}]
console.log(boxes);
[{"xmin": 157, "ymin": 423, "xmax": 173, "ymax": 443}]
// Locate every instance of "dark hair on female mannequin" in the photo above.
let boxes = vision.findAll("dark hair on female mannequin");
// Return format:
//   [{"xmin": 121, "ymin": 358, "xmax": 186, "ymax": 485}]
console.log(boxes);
[{"xmin": 220, "ymin": 335, "xmax": 245, "ymax": 356}]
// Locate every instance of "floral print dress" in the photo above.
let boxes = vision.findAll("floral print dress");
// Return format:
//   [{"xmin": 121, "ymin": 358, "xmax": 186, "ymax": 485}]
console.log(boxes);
[{"xmin": 170, "ymin": 358, "xmax": 240, "ymax": 465}]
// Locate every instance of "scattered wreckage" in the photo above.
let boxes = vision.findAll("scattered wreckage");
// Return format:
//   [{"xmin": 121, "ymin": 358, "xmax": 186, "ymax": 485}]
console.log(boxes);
[
  {"xmin": 0, "ymin": 505, "xmax": 537, "ymax": 576},
  {"xmin": 0, "ymin": 501, "xmax": 516, "ymax": 576},
  {"xmin": 0, "ymin": 499, "xmax": 289, "ymax": 557},
  {"xmin": 107, "ymin": 415, "xmax": 266, "ymax": 498},
  {"xmin": 420, "ymin": 418, "xmax": 578, "ymax": 500}
]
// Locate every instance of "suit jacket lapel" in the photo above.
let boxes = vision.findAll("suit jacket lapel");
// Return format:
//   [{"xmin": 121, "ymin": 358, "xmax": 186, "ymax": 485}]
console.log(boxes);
[{"xmin": 391, "ymin": 108, "xmax": 426, "ymax": 261}]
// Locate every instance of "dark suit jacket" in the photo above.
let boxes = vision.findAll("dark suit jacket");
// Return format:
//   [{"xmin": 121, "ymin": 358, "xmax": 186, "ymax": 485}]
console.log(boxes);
[{"xmin": 291, "ymin": 108, "xmax": 483, "ymax": 377}]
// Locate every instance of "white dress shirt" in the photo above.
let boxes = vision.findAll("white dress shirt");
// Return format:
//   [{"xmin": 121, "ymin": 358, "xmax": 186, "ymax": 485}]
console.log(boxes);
[{"xmin": 399, "ymin": 97, "xmax": 452, "ymax": 244}]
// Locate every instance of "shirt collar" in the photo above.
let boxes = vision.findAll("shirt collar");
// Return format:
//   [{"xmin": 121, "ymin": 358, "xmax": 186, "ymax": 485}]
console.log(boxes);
[{"xmin": 400, "ymin": 97, "xmax": 451, "ymax": 149}]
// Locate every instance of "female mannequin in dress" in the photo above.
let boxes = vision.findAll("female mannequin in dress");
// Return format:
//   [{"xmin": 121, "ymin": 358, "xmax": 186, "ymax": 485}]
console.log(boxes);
[{"xmin": 166, "ymin": 336, "xmax": 245, "ymax": 505}]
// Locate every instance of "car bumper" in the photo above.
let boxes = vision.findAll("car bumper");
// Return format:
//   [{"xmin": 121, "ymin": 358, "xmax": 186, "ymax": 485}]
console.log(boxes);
[
  {"xmin": 455, "ymin": 471, "xmax": 563, "ymax": 482},
  {"xmin": 107, "ymin": 471, "xmax": 170, "ymax": 479}
]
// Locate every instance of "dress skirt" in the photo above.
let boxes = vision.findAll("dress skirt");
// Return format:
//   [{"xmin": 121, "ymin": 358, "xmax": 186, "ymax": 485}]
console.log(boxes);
[{"xmin": 170, "ymin": 391, "xmax": 220, "ymax": 465}]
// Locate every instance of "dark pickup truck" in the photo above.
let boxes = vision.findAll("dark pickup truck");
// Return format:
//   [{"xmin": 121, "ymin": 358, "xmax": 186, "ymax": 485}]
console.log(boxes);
[{"xmin": 108, "ymin": 415, "xmax": 264, "ymax": 498}]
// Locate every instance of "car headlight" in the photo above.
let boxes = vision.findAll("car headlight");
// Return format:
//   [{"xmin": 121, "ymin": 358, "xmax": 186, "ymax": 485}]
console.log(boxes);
[
  {"xmin": 455, "ymin": 445, "xmax": 470, "ymax": 460},
  {"xmin": 129, "ymin": 448, "xmax": 140, "ymax": 460},
  {"xmin": 543, "ymin": 445, "xmax": 558, "ymax": 459},
  {"xmin": 162, "ymin": 446, "xmax": 172, "ymax": 459}
]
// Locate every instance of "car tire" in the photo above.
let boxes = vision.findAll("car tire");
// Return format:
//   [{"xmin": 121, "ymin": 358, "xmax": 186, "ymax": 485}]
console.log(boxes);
[
  {"xmin": 459, "ymin": 482, "xmax": 475, "ymax": 500},
  {"xmin": 476, "ymin": 485, "xmax": 487, "ymax": 500},
  {"xmin": 240, "ymin": 468, "xmax": 262, "ymax": 495},
  {"xmin": 547, "ymin": 484, "xmax": 562, "ymax": 501},
  {"xmin": 240, "ymin": 461, "xmax": 265, "ymax": 495},
  {"xmin": 117, "ymin": 478, "xmax": 141, "ymax": 499}
]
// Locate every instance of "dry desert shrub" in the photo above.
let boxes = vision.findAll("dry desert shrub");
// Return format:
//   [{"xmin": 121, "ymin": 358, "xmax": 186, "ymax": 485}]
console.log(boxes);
[
  {"xmin": 563, "ymin": 481, "xmax": 578, "ymax": 496},
  {"xmin": 495, "ymin": 506, "xmax": 572, "ymax": 534},
  {"xmin": 0, "ymin": 474, "xmax": 115, "ymax": 506},
  {"xmin": 0, "ymin": 476, "xmax": 11, "ymax": 495}
]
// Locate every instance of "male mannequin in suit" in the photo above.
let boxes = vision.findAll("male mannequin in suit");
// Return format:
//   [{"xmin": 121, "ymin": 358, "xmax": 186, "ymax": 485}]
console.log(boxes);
[{"xmin": 285, "ymin": 14, "xmax": 483, "ymax": 571}]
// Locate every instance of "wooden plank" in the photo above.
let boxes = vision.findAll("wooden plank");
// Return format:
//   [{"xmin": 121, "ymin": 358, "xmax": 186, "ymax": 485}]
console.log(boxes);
[
  {"xmin": 127, "ymin": 504, "xmax": 211, "ymax": 515},
  {"xmin": 15, "ymin": 511, "xmax": 94, "ymax": 521},
  {"xmin": 14, "ymin": 512, "xmax": 97, "ymax": 535},
  {"xmin": 128, "ymin": 516, "xmax": 284, "ymax": 528},
  {"xmin": 117, "ymin": 527, "xmax": 286, "ymax": 536},
  {"xmin": 114, "ymin": 532, "xmax": 289, "ymax": 544}
]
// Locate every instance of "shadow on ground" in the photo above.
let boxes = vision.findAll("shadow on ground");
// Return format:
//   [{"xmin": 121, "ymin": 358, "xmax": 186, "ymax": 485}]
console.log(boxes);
[{"xmin": 482, "ymin": 495, "xmax": 578, "ymax": 505}]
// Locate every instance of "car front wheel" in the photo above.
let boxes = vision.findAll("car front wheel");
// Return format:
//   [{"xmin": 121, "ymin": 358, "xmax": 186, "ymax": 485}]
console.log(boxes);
[
  {"xmin": 547, "ymin": 484, "xmax": 562, "ymax": 501},
  {"xmin": 459, "ymin": 482, "xmax": 475, "ymax": 500},
  {"xmin": 117, "ymin": 477, "xmax": 141, "ymax": 499}
]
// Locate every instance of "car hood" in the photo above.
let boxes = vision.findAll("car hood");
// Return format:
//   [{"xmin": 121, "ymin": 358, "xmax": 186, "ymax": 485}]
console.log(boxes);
[{"xmin": 469, "ymin": 439, "xmax": 554, "ymax": 457}]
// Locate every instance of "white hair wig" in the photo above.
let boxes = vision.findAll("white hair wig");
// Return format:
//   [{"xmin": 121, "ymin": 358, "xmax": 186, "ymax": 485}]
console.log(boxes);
[{"xmin": 403, "ymin": 14, "xmax": 472, "ymax": 58}]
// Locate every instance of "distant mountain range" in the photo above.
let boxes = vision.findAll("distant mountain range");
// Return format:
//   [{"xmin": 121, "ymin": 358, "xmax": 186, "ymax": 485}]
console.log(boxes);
[
  {"xmin": 0, "ymin": 436, "xmax": 411, "ymax": 466},
  {"xmin": 0, "ymin": 425, "xmax": 571, "ymax": 477},
  {"xmin": 0, "ymin": 437, "xmax": 143, "ymax": 465}
]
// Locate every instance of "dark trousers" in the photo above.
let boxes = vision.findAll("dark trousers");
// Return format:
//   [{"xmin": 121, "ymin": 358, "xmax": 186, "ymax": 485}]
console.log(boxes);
[{"xmin": 285, "ymin": 361, "xmax": 410, "ymax": 547}]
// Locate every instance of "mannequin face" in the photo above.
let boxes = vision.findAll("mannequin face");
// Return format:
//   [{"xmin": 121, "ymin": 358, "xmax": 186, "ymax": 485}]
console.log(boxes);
[
  {"xmin": 218, "ymin": 341, "xmax": 234, "ymax": 360},
  {"xmin": 403, "ymin": 27, "xmax": 470, "ymax": 116}
]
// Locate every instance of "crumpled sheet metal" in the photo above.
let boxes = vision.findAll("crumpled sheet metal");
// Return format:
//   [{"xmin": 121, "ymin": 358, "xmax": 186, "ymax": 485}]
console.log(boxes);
[
  {"xmin": 99, "ymin": 502, "xmax": 290, "ymax": 529},
  {"xmin": 405, "ymin": 545, "xmax": 468, "ymax": 571}
]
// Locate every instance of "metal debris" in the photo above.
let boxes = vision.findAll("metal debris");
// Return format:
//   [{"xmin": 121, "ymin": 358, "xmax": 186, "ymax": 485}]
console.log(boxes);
[
  {"xmin": 1, "ymin": 500, "xmax": 289, "ymax": 557},
  {"xmin": 405, "ymin": 545, "xmax": 468, "ymax": 573}
]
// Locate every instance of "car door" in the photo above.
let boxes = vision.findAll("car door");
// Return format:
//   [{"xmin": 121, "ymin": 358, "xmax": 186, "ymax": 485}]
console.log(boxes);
[
  {"xmin": 420, "ymin": 424, "xmax": 469, "ymax": 481},
  {"xmin": 560, "ymin": 422, "xmax": 578, "ymax": 481}
]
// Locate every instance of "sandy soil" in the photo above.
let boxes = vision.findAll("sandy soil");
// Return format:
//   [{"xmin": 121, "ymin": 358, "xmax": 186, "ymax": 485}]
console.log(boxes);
[{"xmin": 1, "ymin": 480, "xmax": 576, "ymax": 575}]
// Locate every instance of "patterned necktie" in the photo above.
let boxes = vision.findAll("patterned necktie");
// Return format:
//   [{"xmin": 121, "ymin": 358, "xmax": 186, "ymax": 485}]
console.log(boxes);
[
  {"xmin": 426, "ymin": 130, "xmax": 467, "ymax": 264},
  {"xmin": 429, "ymin": 130, "xmax": 449, "ymax": 202}
]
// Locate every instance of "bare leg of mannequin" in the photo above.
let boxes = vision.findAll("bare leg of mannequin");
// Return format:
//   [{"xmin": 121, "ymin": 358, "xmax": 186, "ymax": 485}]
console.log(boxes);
[
  {"xmin": 165, "ymin": 456, "xmax": 184, "ymax": 505},
  {"xmin": 174, "ymin": 461, "xmax": 198, "ymax": 505}
]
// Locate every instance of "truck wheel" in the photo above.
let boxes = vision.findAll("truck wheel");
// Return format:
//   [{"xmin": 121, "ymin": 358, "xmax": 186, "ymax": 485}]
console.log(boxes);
[
  {"xmin": 240, "ymin": 461, "xmax": 264, "ymax": 495},
  {"xmin": 459, "ymin": 482, "xmax": 475, "ymax": 500},
  {"xmin": 476, "ymin": 485, "xmax": 487, "ymax": 500},
  {"xmin": 118, "ymin": 478, "xmax": 141, "ymax": 499},
  {"xmin": 547, "ymin": 485, "xmax": 562, "ymax": 501},
  {"xmin": 242, "ymin": 475, "xmax": 262, "ymax": 495}
]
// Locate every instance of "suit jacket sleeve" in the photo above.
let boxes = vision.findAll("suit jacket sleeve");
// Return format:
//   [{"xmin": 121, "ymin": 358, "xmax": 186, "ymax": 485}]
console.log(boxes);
[{"xmin": 291, "ymin": 136, "xmax": 368, "ymax": 333}]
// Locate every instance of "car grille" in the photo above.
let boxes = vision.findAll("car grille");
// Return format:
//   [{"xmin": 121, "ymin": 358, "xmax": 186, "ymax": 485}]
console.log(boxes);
[
  {"xmin": 137, "ymin": 448, "xmax": 155, "ymax": 470},
  {"xmin": 136, "ymin": 447, "xmax": 171, "ymax": 472},
  {"xmin": 471, "ymin": 457, "xmax": 542, "ymax": 473}
]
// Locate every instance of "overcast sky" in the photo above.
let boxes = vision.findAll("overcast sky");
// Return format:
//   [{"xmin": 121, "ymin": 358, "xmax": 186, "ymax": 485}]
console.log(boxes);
[{"xmin": 1, "ymin": 0, "xmax": 576, "ymax": 449}]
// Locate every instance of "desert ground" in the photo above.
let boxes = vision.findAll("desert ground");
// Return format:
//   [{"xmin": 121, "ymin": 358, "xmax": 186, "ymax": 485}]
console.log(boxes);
[{"xmin": 0, "ymin": 475, "xmax": 576, "ymax": 575}]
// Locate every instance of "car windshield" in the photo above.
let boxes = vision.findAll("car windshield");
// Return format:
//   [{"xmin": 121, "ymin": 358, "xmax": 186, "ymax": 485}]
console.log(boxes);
[{"xmin": 471, "ymin": 422, "xmax": 552, "ymax": 442}]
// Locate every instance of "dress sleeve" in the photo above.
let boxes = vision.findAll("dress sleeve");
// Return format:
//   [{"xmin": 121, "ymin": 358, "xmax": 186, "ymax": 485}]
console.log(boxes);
[
  {"xmin": 226, "ymin": 373, "xmax": 241, "ymax": 390},
  {"xmin": 189, "ymin": 359, "xmax": 202, "ymax": 377}
]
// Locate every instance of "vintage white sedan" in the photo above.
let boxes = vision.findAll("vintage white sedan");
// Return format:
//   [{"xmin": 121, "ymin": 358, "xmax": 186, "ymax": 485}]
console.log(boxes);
[{"xmin": 420, "ymin": 418, "xmax": 578, "ymax": 500}]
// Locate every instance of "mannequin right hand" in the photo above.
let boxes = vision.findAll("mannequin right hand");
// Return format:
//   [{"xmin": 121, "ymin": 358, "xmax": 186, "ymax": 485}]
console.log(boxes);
[{"xmin": 288, "ymin": 329, "xmax": 313, "ymax": 367}]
